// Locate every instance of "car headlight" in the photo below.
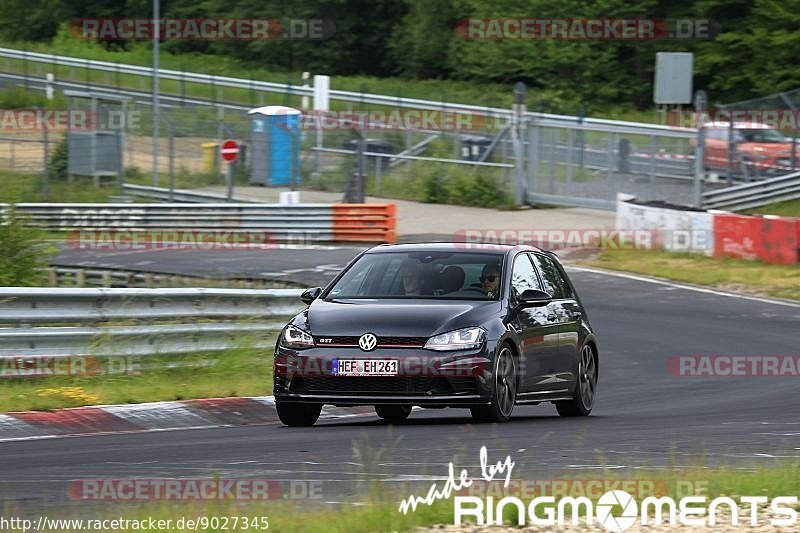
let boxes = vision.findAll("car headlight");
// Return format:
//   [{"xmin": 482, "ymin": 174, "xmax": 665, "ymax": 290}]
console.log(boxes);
[
  {"xmin": 281, "ymin": 325, "xmax": 315, "ymax": 349},
  {"xmin": 424, "ymin": 327, "xmax": 486, "ymax": 351}
]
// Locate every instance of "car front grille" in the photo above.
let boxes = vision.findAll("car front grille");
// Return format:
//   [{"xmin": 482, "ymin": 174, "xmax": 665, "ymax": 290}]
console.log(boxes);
[
  {"xmin": 299, "ymin": 376, "xmax": 433, "ymax": 394},
  {"xmin": 290, "ymin": 376, "xmax": 477, "ymax": 396},
  {"xmin": 314, "ymin": 336, "xmax": 428, "ymax": 348}
]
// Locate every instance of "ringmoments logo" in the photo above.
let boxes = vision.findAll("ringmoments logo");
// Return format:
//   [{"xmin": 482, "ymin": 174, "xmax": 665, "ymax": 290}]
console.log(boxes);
[{"xmin": 398, "ymin": 447, "xmax": 799, "ymax": 530}]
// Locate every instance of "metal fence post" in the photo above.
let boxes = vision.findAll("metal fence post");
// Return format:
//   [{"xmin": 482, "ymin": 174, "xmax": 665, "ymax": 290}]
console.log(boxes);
[
  {"xmin": 606, "ymin": 133, "xmax": 615, "ymax": 197},
  {"xmin": 527, "ymin": 122, "xmax": 538, "ymax": 202},
  {"xmin": 512, "ymin": 82, "xmax": 527, "ymax": 205},
  {"xmin": 43, "ymin": 121, "xmax": 50, "ymax": 201},
  {"xmin": 779, "ymin": 92, "xmax": 797, "ymax": 171},
  {"xmin": 693, "ymin": 90, "xmax": 707, "ymax": 207},
  {"xmin": 726, "ymin": 119, "xmax": 734, "ymax": 185},
  {"xmin": 375, "ymin": 156, "xmax": 382, "ymax": 196},
  {"xmin": 649, "ymin": 134, "xmax": 657, "ymax": 199},
  {"xmin": 168, "ymin": 113, "xmax": 175, "ymax": 202},
  {"xmin": 566, "ymin": 128, "xmax": 574, "ymax": 186}
]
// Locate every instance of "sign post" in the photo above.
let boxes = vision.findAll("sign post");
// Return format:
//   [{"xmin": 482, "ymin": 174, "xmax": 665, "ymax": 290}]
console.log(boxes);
[{"xmin": 220, "ymin": 139, "xmax": 240, "ymax": 201}]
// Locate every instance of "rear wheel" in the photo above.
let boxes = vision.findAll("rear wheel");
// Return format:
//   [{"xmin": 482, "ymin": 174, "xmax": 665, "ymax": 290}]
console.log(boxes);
[
  {"xmin": 375, "ymin": 404, "xmax": 412, "ymax": 423},
  {"xmin": 276, "ymin": 401, "xmax": 322, "ymax": 427},
  {"xmin": 471, "ymin": 345, "xmax": 517, "ymax": 423},
  {"xmin": 556, "ymin": 344, "xmax": 597, "ymax": 417}
]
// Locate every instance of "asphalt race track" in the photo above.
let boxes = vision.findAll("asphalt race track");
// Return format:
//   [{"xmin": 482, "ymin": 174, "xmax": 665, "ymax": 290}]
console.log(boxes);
[
  {"xmin": 2, "ymin": 252, "xmax": 799, "ymax": 512},
  {"xmin": 52, "ymin": 244, "xmax": 369, "ymax": 287}
]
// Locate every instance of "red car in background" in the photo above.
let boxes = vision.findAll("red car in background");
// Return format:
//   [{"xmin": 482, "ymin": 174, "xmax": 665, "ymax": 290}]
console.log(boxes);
[{"xmin": 701, "ymin": 121, "xmax": 799, "ymax": 178}]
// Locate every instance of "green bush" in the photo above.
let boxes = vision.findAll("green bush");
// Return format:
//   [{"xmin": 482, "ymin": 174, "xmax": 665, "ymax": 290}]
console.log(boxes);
[
  {"xmin": 420, "ymin": 172, "xmax": 446, "ymax": 203},
  {"xmin": 0, "ymin": 207, "xmax": 53, "ymax": 286},
  {"xmin": 48, "ymin": 136, "xmax": 69, "ymax": 180}
]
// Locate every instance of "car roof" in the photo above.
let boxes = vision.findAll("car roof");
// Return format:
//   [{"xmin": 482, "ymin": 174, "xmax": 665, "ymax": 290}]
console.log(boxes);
[{"xmin": 364, "ymin": 242, "xmax": 543, "ymax": 255}]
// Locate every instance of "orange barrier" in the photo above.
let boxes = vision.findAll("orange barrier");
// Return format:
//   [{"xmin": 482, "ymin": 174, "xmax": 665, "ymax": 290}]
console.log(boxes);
[
  {"xmin": 332, "ymin": 204, "xmax": 397, "ymax": 243},
  {"xmin": 714, "ymin": 213, "xmax": 798, "ymax": 265}
]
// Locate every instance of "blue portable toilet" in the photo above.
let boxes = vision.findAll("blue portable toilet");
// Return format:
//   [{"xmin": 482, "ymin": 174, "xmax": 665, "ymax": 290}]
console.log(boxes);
[{"xmin": 248, "ymin": 105, "xmax": 301, "ymax": 187}]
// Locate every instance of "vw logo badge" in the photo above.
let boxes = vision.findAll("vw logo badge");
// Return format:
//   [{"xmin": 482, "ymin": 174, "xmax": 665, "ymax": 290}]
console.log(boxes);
[{"xmin": 358, "ymin": 333, "xmax": 378, "ymax": 351}]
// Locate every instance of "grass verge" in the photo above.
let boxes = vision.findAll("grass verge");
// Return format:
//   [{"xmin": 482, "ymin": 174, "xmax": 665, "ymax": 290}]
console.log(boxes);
[
  {"xmin": 581, "ymin": 249, "xmax": 800, "ymax": 301},
  {"xmin": 12, "ymin": 462, "xmax": 800, "ymax": 532},
  {"xmin": 0, "ymin": 340, "xmax": 275, "ymax": 412},
  {"xmin": 0, "ymin": 169, "xmax": 123, "ymax": 203},
  {"xmin": 745, "ymin": 198, "xmax": 800, "ymax": 218}
]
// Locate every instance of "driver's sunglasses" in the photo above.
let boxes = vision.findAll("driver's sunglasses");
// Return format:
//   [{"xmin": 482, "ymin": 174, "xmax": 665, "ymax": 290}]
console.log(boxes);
[{"xmin": 480, "ymin": 274, "xmax": 498, "ymax": 283}]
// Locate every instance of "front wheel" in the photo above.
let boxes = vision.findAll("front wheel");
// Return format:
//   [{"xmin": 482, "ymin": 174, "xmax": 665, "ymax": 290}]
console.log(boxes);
[
  {"xmin": 556, "ymin": 344, "xmax": 597, "ymax": 417},
  {"xmin": 471, "ymin": 345, "xmax": 517, "ymax": 423},
  {"xmin": 375, "ymin": 404, "xmax": 412, "ymax": 423},
  {"xmin": 276, "ymin": 401, "xmax": 322, "ymax": 426}
]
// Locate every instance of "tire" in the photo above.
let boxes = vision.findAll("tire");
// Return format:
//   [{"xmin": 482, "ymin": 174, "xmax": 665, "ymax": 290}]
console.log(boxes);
[
  {"xmin": 276, "ymin": 401, "xmax": 322, "ymax": 427},
  {"xmin": 471, "ymin": 345, "xmax": 517, "ymax": 423},
  {"xmin": 556, "ymin": 344, "xmax": 597, "ymax": 417},
  {"xmin": 375, "ymin": 404, "xmax": 412, "ymax": 423}
]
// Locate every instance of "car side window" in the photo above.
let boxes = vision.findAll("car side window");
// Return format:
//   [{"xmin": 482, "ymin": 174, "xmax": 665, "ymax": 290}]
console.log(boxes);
[
  {"xmin": 510, "ymin": 254, "xmax": 542, "ymax": 300},
  {"xmin": 529, "ymin": 253, "xmax": 566, "ymax": 299}
]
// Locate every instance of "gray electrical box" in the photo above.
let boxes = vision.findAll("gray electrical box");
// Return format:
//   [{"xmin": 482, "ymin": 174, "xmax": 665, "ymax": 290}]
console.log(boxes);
[
  {"xmin": 67, "ymin": 131, "xmax": 122, "ymax": 177},
  {"xmin": 653, "ymin": 52, "xmax": 693, "ymax": 105}
]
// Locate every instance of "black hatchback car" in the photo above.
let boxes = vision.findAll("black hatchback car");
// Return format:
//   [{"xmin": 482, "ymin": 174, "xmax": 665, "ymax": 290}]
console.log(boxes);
[{"xmin": 273, "ymin": 243, "xmax": 598, "ymax": 426}]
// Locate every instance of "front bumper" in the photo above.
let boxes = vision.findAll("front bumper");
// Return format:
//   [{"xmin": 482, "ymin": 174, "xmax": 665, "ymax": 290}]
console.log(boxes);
[{"xmin": 273, "ymin": 345, "xmax": 494, "ymax": 407}]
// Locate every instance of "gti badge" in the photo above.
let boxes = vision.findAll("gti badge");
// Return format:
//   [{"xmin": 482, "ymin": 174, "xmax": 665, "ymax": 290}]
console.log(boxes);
[{"xmin": 358, "ymin": 333, "xmax": 378, "ymax": 351}]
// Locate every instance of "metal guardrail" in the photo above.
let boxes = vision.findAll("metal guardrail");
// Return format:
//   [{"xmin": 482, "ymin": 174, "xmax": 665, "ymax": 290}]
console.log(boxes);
[
  {"xmin": 45, "ymin": 267, "xmax": 298, "ymax": 289},
  {"xmin": 4, "ymin": 202, "xmax": 336, "ymax": 237},
  {"xmin": 0, "ymin": 47, "xmax": 695, "ymax": 137},
  {"xmin": 3, "ymin": 202, "xmax": 397, "ymax": 243},
  {"xmin": 121, "ymin": 184, "xmax": 256, "ymax": 203},
  {"xmin": 0, "ymin": 287, "xmax": 304, "ymax": 357},
  {"xmin": 702, "ymin": 170, "xmax": 800, "ymax": 211}
]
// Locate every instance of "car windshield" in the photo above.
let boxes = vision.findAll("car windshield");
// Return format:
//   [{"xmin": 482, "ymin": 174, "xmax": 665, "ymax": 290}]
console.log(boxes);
[
  {"xmin": 737, "ymin": 128, "xmax": 786, "ymax": 143},
  {"xmin": 325, "ymin": 251, "xmax": 504, "ymax": 300}
]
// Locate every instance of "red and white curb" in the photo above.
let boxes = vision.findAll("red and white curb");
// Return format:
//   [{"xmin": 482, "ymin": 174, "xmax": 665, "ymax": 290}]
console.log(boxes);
[{"xmin": 0, "ymin": 397, "xmax": 374, "ymax": 442}]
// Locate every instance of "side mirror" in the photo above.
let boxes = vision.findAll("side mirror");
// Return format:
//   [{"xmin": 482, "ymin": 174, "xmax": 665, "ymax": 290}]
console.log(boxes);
[
  {"xmin": 300, "ymin": 287, "xmax": 322, "ymax": 305},
  {"xmin": 516, "ymin": 289, "xmax": 552, "ymax": 308}
]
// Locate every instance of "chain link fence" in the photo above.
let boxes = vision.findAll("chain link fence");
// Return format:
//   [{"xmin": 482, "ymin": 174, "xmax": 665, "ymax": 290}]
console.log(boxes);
[{"xmin": 0, "ymin": 52, "xmax": 739, "ymax": 209}]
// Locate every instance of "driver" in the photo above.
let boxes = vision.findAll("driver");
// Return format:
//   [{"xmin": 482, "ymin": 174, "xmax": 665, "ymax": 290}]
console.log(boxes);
[
  {"xmin": 480, "ymin": 263, "xmax": 501, "ymax": 298},
  {"xmin": 401, "ymin": 259, "xmax": 423, "ymax": 296}
]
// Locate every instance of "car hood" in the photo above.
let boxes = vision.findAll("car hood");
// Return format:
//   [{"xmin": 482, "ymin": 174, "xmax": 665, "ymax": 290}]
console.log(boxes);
[{"xmin": 302, "ymin": 298, "xmax": 501, "ymax": 337}]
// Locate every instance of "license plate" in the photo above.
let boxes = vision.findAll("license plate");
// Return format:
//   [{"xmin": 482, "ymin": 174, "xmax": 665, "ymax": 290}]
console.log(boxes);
[{"xmin": 332, "ymin": 359, "xmax": 398, "ymax": 376}]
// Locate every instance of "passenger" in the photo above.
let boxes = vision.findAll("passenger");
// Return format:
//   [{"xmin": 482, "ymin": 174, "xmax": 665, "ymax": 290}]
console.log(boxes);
[
  {"xmin": 480, "ymin": 263, "xmax": 501, "ymax": 297},
  {"xmin": 401, "ymin": 260, "xmax": 423, "ymax": 296}
]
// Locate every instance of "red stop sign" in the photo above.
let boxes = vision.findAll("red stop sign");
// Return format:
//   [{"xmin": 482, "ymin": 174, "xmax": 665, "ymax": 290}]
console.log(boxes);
[{"xmin": 220, "ymin": 139, "xmax": 240, "ymax": 162}]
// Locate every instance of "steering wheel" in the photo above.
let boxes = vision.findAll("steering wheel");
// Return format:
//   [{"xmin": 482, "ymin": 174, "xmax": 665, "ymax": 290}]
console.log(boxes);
[{"xmin": 462, "ymin": 287, "xmax": 487, "ymax": 294}]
